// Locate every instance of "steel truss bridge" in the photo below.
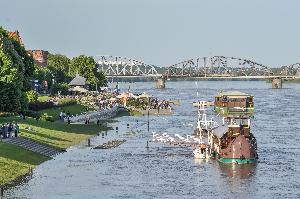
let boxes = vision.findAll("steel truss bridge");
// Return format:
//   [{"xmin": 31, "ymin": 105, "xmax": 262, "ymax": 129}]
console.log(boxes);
[
  {"xmin": 94, "ymin": 55, "xmax": 299, "ymax": 78},
  {"xmin": 280, "ymin": 63, "xmax": 300, "ymax": 76},
  {"xmin": 166, "ymin": 56, "xmax": 273, "ymax": 77},
  {"xmin": 94, "ymin": 55, "xmax": 158, "ymax": 76}
]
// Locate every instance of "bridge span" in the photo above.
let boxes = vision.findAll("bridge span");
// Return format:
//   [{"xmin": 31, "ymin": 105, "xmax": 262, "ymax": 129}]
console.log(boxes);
[
  {"xmin": 106, "ymin": 75, "xmax": 298, "ymax": 82},
  {"xmin": 95, "ymin": 55, "xmax": 300, "ymax": 79}
]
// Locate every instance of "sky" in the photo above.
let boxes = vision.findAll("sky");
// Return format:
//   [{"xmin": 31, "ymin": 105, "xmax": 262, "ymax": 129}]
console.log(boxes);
[{"xmin": 1, "ymin": 0, "xmax": 300, "ymax": 67}]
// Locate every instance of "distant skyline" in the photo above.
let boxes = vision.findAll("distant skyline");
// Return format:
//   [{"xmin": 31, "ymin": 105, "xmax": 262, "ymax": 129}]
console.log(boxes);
[{"xmin": 1, "ymin": 0, "xmax": 300, "ymax": 67}]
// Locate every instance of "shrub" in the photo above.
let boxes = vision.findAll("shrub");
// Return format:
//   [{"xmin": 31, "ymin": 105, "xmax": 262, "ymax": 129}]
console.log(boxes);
[
  {"xmin": 40, "ymin": 113, "xmax": 54, "ymax": 122},
  {"xmin": 24, "ymin": 110, "xmax": 41, "ymax": 118},
  {"xmin": 57, "ymin": 98, "xmax": 77, "ymax": 106},
  {"xmin": 50, "ymin": 83, "xmax": 69, "ymax": 95},
  {"xmin": 26, "ymin": 90, "xmax": 38, "ymax": 103},
  {"xmin": 0, "ymin": 112, "xmax": 16, "ymax": 117},
  {"xmin": 28, "ymin": 101, "xmax": 54, "ymax": 111}
]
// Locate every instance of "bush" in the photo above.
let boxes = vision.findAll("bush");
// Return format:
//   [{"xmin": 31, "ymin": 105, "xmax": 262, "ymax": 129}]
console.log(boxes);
[
  {"xmin": 57, "ymin": 98, "xmax": 77, "ymax": 106},
  {"xmin": 40, "ymin": 113, "xmax": 54, "ymax": 122},
  {"xmin": 24, "ymin": 110, "xmax": 41, "ymax": 118},
  {"xmin": 0, "ymin": 112, "xmax": 16, "ymax": 117},
  {"xmin": 26, "ymin": 90, "xmax": 38, "ymax": 103},
  {"xmin": 50, "ymin": 83, "xmax": 69, "ymax": 95},
  {"xmin": 28, "ymin": 101, "xmax": 54, "ymax": 111}
]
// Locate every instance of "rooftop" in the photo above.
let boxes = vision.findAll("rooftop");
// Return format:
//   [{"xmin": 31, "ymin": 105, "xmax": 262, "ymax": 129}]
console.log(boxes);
[
  {"xmin": 69, "ymin": 74, "xmax": 86, "ymax": 86},
  {"xmin": 216, "ymin": 91, "xmax": 252, "ymax": 98}
]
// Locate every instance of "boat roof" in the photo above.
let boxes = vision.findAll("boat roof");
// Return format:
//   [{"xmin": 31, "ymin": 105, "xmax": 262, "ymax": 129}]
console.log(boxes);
[
  {"xmin": 216, "ymin": 91, "xmax": 253, "ymax": 98},
  {"xmin": 212, "ymin": 124, "xmax": 228, "ymax": 138}
]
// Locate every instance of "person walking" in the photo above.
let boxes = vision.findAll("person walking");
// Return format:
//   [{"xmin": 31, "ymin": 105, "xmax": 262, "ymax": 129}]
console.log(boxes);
[{"xmin": 14, "ymin": 123, "xmax": 19, "ymax": 137}]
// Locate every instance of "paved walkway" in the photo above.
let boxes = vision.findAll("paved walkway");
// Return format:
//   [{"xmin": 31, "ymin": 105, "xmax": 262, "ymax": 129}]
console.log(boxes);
[{"xmin": 3, "ymin": 137, "xmax": 62, "ymax": 158}]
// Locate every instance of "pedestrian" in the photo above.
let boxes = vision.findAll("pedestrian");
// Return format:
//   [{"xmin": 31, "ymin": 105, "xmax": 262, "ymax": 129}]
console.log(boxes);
[
  {"xmin": 8, "ymin": 123, "xmax": 13, "ymax": 138},
  {"xmin": 14, "ymin": 123, "xmax": 19, "ymax": 137},
  {"xmin": 59, "ymin": 111, "xmax": 63, "ymax": 120},
  {"xmin": 4, "ymin": 124, "xmax": 8, "ymax": 139},
  {"xmin": 67, "ymin": 116, "xmax": 71, "ymax": 125}
]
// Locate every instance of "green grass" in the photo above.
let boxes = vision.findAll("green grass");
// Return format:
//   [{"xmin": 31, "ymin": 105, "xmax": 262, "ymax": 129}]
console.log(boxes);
[
  {"xmin": 37, "ymin": 96, "xmax": 50, "ymax": 102},
  {"xmin": 0, "ymin": 116, "xmax": 110, "ymax": 150},
  {"xmin": 0, "ymin": 142, "xmax": 50, "ymax": 185},
  {"xmin": 38, "ymin": 104, "xmax": 88, "ymax": 120},
  {"xmin": 0, "ymin": 101, "xmax": 112, "ymax": 185}
]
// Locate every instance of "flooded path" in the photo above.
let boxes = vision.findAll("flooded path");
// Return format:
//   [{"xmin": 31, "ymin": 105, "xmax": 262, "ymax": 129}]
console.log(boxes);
[{"xmin": 6, "ymin": 81, "xmax": 300, "ymax": 199}]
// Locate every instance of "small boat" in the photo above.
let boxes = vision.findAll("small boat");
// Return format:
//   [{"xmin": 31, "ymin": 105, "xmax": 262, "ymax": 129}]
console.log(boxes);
[{"xmin": 193, "ymin": 143, "xmax": 210, "ymax": 159}]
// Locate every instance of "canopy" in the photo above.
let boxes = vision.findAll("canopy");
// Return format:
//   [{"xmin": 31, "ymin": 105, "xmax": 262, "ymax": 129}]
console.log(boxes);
[
  {"xmin": 68, "ymin": 86, "xmax": 88, "ymax": 93},
  {"xmin": 69, "ymin": 74, "xmax": 86, "ymax": 86},
  {"xmin": 116, "ymin": 92, "xmax": 137, "ymax": 99},
  {"xmin": 136, "ymin": 92, "xmax": 152, "ymax": 99}
]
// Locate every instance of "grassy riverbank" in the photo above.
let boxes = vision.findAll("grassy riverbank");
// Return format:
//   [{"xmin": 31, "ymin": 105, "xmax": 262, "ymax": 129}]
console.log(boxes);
[
  {"xmin": 0, "ymin": 116, "xmax": 109, "ymax": 150},
  {"xmin": 0, "ymin": 142, "xmax": 50, "ymax": 185},
  {"xmin": 38, "ymin": 104, "xmax": 88, "ymax": 120},
  {"xmin": 0, "ymin": 103, "xmax": 112, "ymax": 186},
  {"xmin": 0, "ymin": 117, "xmax": 110, "ymax": 185}
]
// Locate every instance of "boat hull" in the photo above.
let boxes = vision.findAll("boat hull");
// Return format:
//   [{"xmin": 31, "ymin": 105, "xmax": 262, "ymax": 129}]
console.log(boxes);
[
  {"xmin": 217, "ymin": 156, "xmax": 257, "ymax": 164},
  {"xmin": 215, "ymin": 134, "xmax": 257, "ymax": 164}
]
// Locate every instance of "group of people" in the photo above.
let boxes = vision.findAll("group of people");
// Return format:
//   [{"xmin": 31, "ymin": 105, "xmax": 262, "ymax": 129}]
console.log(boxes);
[
  {"xmin": 49, "ymin": 92, "xmax": 119, "ymax": 111},
  {"xmin": 149, "ymin": 98, "xmax": 171, "ymax": 110},
  {"xmin": 0, "ymin": 122, "xmax": 19, "ymax": 139}
]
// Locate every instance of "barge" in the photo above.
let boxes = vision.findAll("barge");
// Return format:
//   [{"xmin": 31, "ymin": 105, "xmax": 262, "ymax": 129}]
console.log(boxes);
[{"xmin": 193, "ymin": 91, "xmax": 258, "ymax": 164}]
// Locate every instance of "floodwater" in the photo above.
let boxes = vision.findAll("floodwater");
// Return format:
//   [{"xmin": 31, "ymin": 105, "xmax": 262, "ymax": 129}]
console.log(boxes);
[{"xmin": 6, "ymin": 81, "xmax": 300, "ymax": 199}]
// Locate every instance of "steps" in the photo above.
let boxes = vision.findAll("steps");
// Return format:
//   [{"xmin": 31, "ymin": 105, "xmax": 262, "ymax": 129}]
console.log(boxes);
[{"xmin": 3, "ymin": 137, "xmax": 62, "ymax": 158}]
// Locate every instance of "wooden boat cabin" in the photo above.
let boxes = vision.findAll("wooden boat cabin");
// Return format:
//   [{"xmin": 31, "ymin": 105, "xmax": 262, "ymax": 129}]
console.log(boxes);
[{"xmin": 214, "ymin": 91, "xmax": 254, "ymax": 115}]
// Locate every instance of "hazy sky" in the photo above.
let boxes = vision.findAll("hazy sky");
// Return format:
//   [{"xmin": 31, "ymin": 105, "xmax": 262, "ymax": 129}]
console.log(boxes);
[{"xmin": 1, "ymin": 0, "xmax": 300, "ymax": 67}]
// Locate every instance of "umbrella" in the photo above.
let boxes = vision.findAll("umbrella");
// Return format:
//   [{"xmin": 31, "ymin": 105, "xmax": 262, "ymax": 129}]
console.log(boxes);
[
  {"xmin": 136, "ymin": 92, "xmax": 152, "ymax": 98},
  {"xmin": 68, "ymin": 86, "xmax": 88, "ymax": 93}
]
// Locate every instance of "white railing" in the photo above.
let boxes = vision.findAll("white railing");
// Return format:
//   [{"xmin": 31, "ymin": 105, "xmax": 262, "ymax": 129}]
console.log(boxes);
[{"xmin": 64, "ymin": 106, "xmax": 119, "ymax": 123}]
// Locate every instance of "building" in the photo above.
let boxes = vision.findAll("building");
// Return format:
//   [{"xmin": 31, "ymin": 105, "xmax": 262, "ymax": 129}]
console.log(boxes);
[
  {"xmin": 8, "ymin": 30, "xmax": 49, "ymax": 67},
  {"xmin": 69, "ymin": 74, "xmax": 87, "ymax": 88},
  {"xmin": 27, "ymin": 50, "xmax": 49, "ymax": 67},
  {"xmin": 68, "ymin": 74, "xmax": 88, "ymax": 93},
  {"xmin": 8, "ymin": 30, "xmax": 24, "ymax": 47}
]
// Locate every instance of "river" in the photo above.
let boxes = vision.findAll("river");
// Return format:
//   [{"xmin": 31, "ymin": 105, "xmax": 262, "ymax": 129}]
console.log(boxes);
[{"xmin": 6, "ymin": 81, "xmax": 300, "ymax": 199}]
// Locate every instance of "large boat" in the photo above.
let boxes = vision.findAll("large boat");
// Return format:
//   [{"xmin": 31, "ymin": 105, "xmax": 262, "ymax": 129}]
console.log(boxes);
[
  {"xmin": 211, "ymin": 115, "xmax": 258, "ymax": 164},
  {"xmin": 194, "ymin": 91, "xmax": 258, "ymax": 164}
]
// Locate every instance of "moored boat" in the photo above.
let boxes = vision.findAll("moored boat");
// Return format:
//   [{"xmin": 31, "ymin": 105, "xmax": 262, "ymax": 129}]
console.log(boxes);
[
  {"xmin": 211, "ymin": 115, "xmax": 258, "ymax": 164},
  {"xmin": 194, "ymin": 91, "xmax": 258, "ymax": 164}
]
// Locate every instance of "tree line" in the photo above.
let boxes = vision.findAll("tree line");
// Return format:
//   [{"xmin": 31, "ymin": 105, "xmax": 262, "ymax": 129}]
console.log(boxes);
[
  {"xmin": 35, "ymin": 54, "xmax": 107, "ymax": 94},
  {"xmin": 0, "ymin": 27, "xmax": 107, "ymax": 113}
]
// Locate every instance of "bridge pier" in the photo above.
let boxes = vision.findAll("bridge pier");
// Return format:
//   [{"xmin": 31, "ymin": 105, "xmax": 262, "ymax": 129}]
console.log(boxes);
[
  {"xmin": 155, "ymin": 76, "xmax": 166, "ymax": 89},
  {"xmin": 272, "ymin": 78, "xmax": 283, "ymax": 89}
]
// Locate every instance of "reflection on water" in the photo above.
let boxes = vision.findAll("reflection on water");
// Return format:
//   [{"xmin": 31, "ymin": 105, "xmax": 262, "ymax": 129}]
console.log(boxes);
[
  {"xmin": 217, "ymin": 162, "xmax": 256, "ymax": 179},
  {"xmin": 5, "ymin": 81, "xmax": 300, "ymax": 199}
]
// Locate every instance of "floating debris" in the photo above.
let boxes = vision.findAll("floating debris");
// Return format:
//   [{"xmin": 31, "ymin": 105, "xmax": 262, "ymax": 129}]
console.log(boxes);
[{"xmin": 94, "ymin": 139, "xmax": 126, "ymax": 149}]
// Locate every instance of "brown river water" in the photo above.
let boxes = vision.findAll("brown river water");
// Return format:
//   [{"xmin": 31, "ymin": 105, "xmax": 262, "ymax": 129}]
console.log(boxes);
[{"xmin": 5, "ymin": 81, "xmax": 300, "ymax": 199}]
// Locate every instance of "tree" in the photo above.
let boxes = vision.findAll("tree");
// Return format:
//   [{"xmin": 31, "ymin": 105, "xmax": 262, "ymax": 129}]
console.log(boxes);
[
  {"xmin": 69, "ymin": 55, "xmax": 107, "ymax": 89},
  {"xmin": 47, "ymin": 54, "xmax": 71, "ymax": 83},
  {"xmin": 0, "ymin": 27, "xmax": 35, "ymax": 112},
  {"xmin": 33, "ymin": 65, "xmax": 53, "ymax": 91},
  {"xmin": 93, "ymin": 68, "xmax": 107, "ymax": 87}
]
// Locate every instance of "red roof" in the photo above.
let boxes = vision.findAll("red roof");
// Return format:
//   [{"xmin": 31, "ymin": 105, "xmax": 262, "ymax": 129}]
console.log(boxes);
[{"xmin": 8, "ymin": 30, "xmax": 24, "ymax": 47}]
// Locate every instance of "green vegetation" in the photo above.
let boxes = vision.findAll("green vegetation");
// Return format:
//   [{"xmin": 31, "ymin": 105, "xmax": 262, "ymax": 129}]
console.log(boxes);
[
  {"xmin": 0, "ymin": 27, "xmax": 35, "ymax": 112},
  {"xmin": 69, "ymin": 55, "xmax": 107, "ymax": 89},
  {"xmin": 0, "ymin": 142, "xmax": 49, "ymax": 185},
  {"xmin": 38, "ymin": 104, "xmax": 88, "ymax": 120},
  {"xmin": 37, "ymin": 95, "xmax": 50, "ymax": 102},
  {"xmin": 0, "ymin": 116, "xmax": 109, "ymax": 150}
]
